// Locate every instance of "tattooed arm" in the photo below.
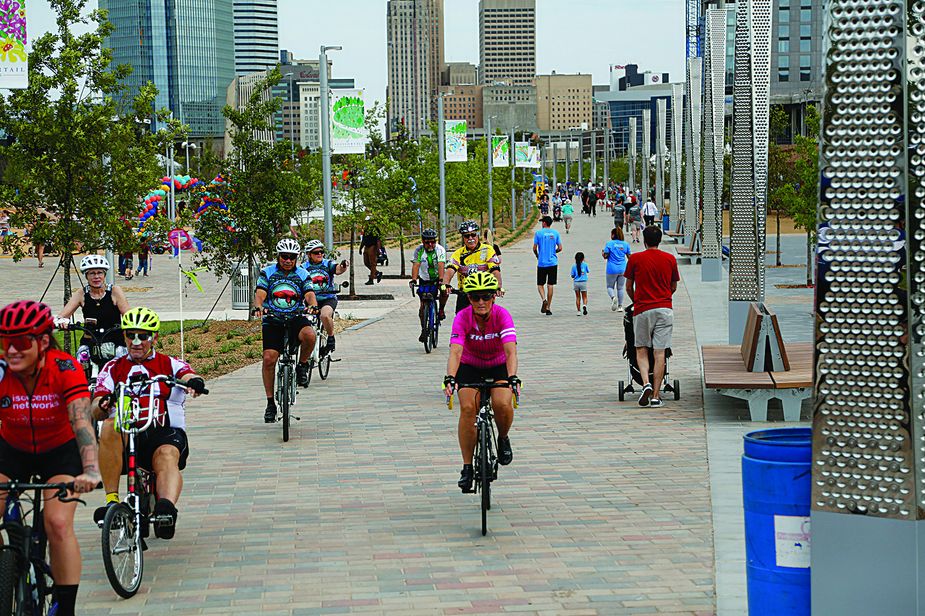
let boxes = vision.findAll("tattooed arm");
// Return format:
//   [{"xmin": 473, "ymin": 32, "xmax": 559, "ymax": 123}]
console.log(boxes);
[{"xmin": 67, "ymin": 398, "xmax": 102, "ymax": 493}]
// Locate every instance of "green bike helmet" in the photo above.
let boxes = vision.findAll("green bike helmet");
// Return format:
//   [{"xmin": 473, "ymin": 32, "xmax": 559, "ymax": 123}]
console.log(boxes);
[
  {"xmin": 121, "ymin": 307, "xmax": 161, "ymax": 332},
  {"xmin": 462, "ymin": 271, "xmax": 500, "ymax": 294}
]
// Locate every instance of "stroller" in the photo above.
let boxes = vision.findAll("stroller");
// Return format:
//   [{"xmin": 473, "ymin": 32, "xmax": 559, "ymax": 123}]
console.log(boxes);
[
  {"xmin": 377, "ymin": 246, "xmax": 389, "ymax": 267},
  {"xmin": 618, "ymin": 304, "xmax": 680, "ymax": 401},
  {"xmin": 553, "ymin": 201, "xmax": 562, "ymax": 221}
]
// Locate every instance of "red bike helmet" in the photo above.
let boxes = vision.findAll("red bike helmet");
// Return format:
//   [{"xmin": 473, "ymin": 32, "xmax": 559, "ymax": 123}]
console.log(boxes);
[{"xmin": 0, "ymin": 300, "xmax": 54, "ymax": 337}]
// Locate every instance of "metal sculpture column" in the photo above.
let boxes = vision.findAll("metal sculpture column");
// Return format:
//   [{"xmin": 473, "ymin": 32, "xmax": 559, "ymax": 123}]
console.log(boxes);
[
  {"xmin": 812, "ymin": 2, "xmax": 925, "ymax": 612},
  {"xmin": 728, "ymin": 0, "xmax": 772, "ymax": 343},
  {"xmin": 670, "ymin": 84, "xmax": 683, "ymax": 234},
  {"xmin": 684, "ymin": 58, "xmax": 703, "ymax": 247},
  {"xmin": 628, "ymin": 117, "xmax": 637, "ymax": 194},
  {"xmin": 656, "ymin": 100, "xmax": 667, "ymax": 227},
  {"xmin": 700, "ymin": 8, "xmax": 727, "ymax": 282},
  {"xmin": 641, "ymin": 109, "xmax": 651, "ymax": 206}
]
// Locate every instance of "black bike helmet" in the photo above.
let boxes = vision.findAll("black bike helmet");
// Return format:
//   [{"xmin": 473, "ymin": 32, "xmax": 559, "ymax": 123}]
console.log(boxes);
[
  {"xmin": 421, "ymin": 228, "xmax": 438, "ymax": 240},
  {"xmin": 458, "ymin": 220, "xmax": 479, "ymax": 234}
]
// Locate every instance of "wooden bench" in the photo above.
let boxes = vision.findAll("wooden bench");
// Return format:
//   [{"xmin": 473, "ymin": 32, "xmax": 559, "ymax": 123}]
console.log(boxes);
[
  {"xmin": 700, "ymin": 303, "xmax": 812, "ymax": 421},
  {"xmin": 676, "ymin": 246, "xmax": 702, "ymax": 264}
]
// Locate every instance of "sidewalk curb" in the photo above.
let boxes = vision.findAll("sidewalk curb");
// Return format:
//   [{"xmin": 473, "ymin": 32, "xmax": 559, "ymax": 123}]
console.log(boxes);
[{"xmin": 344, "ymin": 316, "xmax": 384, "ymax": 332}]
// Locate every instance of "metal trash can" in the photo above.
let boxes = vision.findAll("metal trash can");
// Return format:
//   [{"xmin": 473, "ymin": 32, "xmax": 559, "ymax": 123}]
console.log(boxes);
[
  {"xmin": 742, "ymin": 428, "xmax": 812, "ymax": 616},
  {"xmin": 231, "ymin": 267, "xmax": 250, "ymax": 310}
]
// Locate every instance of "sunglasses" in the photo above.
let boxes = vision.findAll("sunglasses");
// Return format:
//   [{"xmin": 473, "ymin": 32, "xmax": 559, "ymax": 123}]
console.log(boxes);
[
  {"xmin": 0, "ymin": 335, "xmax": 36, "ymax": 352},
  {"xmin": 309, "ymin": 250, "xmax": 324, "ymax": 255},
  {"xmin": 125, "ymin": 332, "xmax": 153, "ymax": 344},
  {"xmin": 467, "ymin": 292, "xmax": 495, "ymax": 303},
  {"xmin": 279, "ymin": 253, "xmax": 298, "ymax": 261},
  {"xmin": 462, "ymin": 233, "xmax": 478, "ymax": 239},
  {"xmin": 423, "ymin": 239, "xmax": 436, "ymax": 244}
]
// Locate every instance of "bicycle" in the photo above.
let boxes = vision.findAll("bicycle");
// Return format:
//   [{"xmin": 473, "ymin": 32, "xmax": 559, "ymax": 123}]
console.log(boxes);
[
  {"xmin": 306, "ymin": 281, "xmax": 348, "ymax": 381},
  {"xmin": 410, "ymin": 280, "xmax": 441, "ymax": 354},
  {"xmin": 446, "ymin": 378, "xmax": 520, "ymax": 536},
  {"xmin": 0, "ymin": 480, "xmax": 90, "ymax": 615},
  {"xmin": 99, "ymin": 373, "xmax": 207, "ymax": 598}
]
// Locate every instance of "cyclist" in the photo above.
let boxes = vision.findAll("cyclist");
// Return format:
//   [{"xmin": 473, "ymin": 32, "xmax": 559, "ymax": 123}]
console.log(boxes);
[
  {"xmin": 55, "ymin": 254, "xmax": 130, "ymax": 372},
  {"xmin": 410, "ymin": 228, "xmax": 449, "ymax": 341},
  {"xmin": 443, "ymin": 221, "xmax": 502, "ymax": 314},
  {"xmin": 442, "ymin": 273, "xmax": 519, "ymax": 493},
  {"xmin": 0, "ymin": 300, "xmax": 101, "ymax": 616},
  {"xmin": 254, "ymin": 238, "xmax": 317, "ymax": 422},
  {"xmin": 90, "ymin": 307, "xmax": 206, "ymax": 539},
  {"xmin": 301, "ymin": 239, "xmax": 348, "ymax": 355}
]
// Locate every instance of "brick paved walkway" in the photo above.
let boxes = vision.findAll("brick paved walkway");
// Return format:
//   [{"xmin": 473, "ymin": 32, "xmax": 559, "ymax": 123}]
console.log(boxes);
[{"xmin": 68, "ymin": 210, "xmax": 715, "ymax": 615}]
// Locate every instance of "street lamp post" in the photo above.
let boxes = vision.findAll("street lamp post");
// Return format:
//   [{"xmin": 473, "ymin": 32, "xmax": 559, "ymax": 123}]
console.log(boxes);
[
  {"xmin": 438, "ymin": 95, "xmax": 447, "ymax": 246},
  {"xmin": 510, "ymin": 124, "xmax": 518, "ymax": 229},
  {"xmin": 486, "ymin": 116, "xmax": 496, "ymax": 232},
  {"xmin": 182, "ymin": 142, "xmax": 197, "ymax": 175},
  {"xmin": 319, "ymin": 45, "xmax": 342, "ymax": 252},
  {"xmin": 284, "ymin": 72, "xmax": 295, "ymax": 163}
]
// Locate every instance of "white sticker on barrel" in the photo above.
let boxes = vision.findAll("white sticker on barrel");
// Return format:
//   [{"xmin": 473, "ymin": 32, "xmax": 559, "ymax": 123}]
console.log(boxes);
[{"xmin": 774, "ymin": 515, "xmax": 811, "ymax": 568}]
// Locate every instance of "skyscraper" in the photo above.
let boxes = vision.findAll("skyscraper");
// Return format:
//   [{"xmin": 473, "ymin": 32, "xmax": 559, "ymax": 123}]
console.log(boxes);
[
  {"xmin": 102, "ymin": 0, "xmax": 236, "ymax": 138},
  {"xmin": 233, "ymin": 0, "xmax": 279, "ymax": 76},
  {"xmin": 479, "ymin": 0, "xmax": 536, "ymax": 86},
  {"xmin": 386, "ymin": 0, "xmax": 444, "ymax": 138}
]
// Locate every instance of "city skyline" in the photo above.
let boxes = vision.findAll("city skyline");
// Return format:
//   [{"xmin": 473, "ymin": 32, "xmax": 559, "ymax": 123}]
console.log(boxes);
[{"xmin": 28, "ymin": 0, "xmax": 685, "ymax": 107}]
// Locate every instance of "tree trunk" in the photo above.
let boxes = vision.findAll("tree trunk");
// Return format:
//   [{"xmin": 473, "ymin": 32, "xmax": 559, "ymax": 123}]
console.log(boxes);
[
  {"xmin": 62, "ymin": 251, "xmax": 72, "ymax": 354},
  {"xmin": 349, "ymin": 225, "xmax": 356, "ymax": 297},
  {"xmin": 247, "ymin": 250, "xmax": 257, "ymax": 321},
  {"xmin": 806, "ymin": 233, "xmax": 813, "ymax": 286},
  {"xmin": 775, "ymin": 207, "xmax": 782, "ymax": 266},
  {"xmin": 399, "ymin": 228, "xmax": 406, "ymax": 277}
]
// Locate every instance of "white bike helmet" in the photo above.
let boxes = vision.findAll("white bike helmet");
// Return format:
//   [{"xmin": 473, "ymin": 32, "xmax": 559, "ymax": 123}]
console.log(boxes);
[
  {"xmin": 304, "ymin": 239, "xmax": 324, "ymax": 253},
  {"xmin": 275, "ymin": 238, "xmax": 301, "ymax": 255},
  {"xmin": 79, "ymin": 255, "xmax": 110, "ymax": 274}
]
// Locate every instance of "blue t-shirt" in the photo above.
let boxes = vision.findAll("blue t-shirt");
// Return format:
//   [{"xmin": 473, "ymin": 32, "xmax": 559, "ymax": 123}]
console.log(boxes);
[
  {"xmin": 256, "ymin": 263, "xmax": 310, "ymax": 321},
  {"xmin": 603, "ymin": 239, "xmax": 632, "ymax": 275},
  {"xmin": 534, "ymin": 227, "xmax": 561, "ymax": 268},
  {"xmin": 571, "ymin": 262, "xmax": 589, "ymax": 282},
  {"xmin": 302, "ymin": 258, "xmax": 338, "ymax": 299}
]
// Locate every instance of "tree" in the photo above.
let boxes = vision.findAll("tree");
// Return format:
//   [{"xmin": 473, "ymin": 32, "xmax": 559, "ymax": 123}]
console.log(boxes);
[
  {"xmin": 0, "ymin": 0, "xmax": 164, "ymax": 311},
  {"xmin": 194, "ymin": 67, "xmax": 306, "ymax": 315}
]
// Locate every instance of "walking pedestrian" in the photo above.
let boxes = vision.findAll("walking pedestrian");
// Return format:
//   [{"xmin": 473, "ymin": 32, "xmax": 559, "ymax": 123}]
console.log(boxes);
[
  {"xmin": 533, "ymin": 216, "xmax": 562, "ymax": 316},
  {"xmin": 588, "ymin": 186, "xmax": 598, "ymax": 217},
  {"xmin": 629, "ymin": 201, "xmax": 643, "ymax": 243},
  {"xmin": 360, "ymin": 218, "xmax": 382, "ymax": 285},
  {"xmin": 603, "ymin": 226, "xmax": 632, "ymax": 312},
  {"xmin": 562, "ymin": 199, "xmax": 574, "ymax": 234},
  {"xmin": 136, "ymin": 239, "xmax": 150, "ymax": 277},
  {"xmin": 624, "ymin": 226, "xmax": 680, "ymax": 408},
  {"xmin": 642, "ymin": 197, "xmax": 658, "ymax": 227},
  {"xmin": 571, "ymin": 251, "xmax": 589, "ymax": 316}
]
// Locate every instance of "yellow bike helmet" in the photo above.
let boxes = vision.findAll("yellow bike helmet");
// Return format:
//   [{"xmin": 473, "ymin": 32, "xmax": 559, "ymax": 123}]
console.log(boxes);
[
  {"xmin": 121, "ymin": 307, "xmax": 161, "ymax": 332},
  {"xmin": 462, "ymin": 271, "xmax": 500, "ymax": 294}
]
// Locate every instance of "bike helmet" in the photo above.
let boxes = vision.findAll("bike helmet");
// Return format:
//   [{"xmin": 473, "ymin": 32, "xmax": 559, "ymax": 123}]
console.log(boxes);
[
  {"xmin": 79, "ymin": 254, "xmax": 110, "ymax": 273},
  {"xmin": 304, "ymin": 239, "xmax": 324, "ymax": 253},
  {"xmin": 276, "ymin": 238, "xmax": 301, "ymax": 255},
  {"xmin": 458, "ymin": 221, "xmax": 479, "ymax": 234},
  {"xmin": 0, "ymin": 300, "xmax": 54, "ymax": 337},
  {"xmin": 421, "ymin": 228, "xmax": 438, "ymax": 240},
  {"xmin": 120, "ymin": 307, "xmax": 161, "ymax": 333},
  {"xmin": 461, "ymin": 271, "xmax": 500, "ymax": 294}
]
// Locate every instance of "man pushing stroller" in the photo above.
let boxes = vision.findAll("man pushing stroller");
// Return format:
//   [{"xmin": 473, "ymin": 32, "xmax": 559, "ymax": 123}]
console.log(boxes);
[{"xmin": 623, "ymin": 225, "xmax": 680, "ymax": 408}]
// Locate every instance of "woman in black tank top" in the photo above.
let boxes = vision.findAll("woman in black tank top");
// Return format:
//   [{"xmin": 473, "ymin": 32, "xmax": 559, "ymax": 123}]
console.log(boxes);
[{"xmin": 56, "ymin": 256, "xmax": 130, "ymax": 348}]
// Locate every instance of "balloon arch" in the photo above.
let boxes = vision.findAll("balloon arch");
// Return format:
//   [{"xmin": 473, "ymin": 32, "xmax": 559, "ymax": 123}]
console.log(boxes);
[{"xmin": 137, "ymin": 175, "xmax": 228, "ymax": 236}]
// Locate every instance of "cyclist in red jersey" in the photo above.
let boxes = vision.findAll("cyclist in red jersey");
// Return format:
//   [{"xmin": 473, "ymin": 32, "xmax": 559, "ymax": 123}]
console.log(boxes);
[{"xmin": 0, "ymin": 300, "xmax": 100, "ymax": 616}]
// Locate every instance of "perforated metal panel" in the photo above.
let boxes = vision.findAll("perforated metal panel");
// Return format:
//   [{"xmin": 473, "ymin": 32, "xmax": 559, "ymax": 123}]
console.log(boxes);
[
  {"xmin": 729, "ymin": 0, "xmax": 771, "ymax": 303},
  {"xmin": 686, "ymin": 0, "xmax": 701, "ymax": 58},
  {"xmin": 701, "ymin": 9, "xmax": 727, "ymax": 261},
  {"xmin": 629, "ymin": 116, "xmax": 637, "ymax": 193},
  {"xmin": 813, "ymin": 0, "xmax": 915, "ymax": 520},
  {"xmin": 642, "ymin": 108, "xmax": 651, "ymax": 204},
  {"xmin": 685, "ymin": 57, "xmax": 703, "ymax": 244},
  {"xmin": 656, "ymin": 99, "xmax": 667, "ymax": 218},
  {"xmin": 671, "ymin": 84, "xmax": 684, "ymax": 224}
]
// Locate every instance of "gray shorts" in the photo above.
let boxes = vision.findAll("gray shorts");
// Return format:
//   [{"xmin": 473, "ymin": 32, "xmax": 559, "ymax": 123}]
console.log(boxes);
[
  {"xmin": 633, "ymin": 308, "xmax": 673, "ymax": 349},
  {"xmin": 573, "ymin": 280, "xmax": 588, "ymax": 292}
]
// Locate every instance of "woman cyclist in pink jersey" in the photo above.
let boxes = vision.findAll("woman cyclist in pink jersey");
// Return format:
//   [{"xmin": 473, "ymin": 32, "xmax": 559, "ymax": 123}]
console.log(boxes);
[{"xmin": 443, "ymin": 272, "xmax": 519, "ymax": 492}]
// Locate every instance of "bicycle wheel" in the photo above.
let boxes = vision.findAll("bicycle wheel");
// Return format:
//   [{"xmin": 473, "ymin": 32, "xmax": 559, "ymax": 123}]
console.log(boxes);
[
  {"xmin": 479, "ymin": 425, "xmax": 491, "ymax": 536},
  {"xmin": 318, "ymin": 331, "xmax": 330, "ymax": 380},
  {"xmin": 279, "ymin": 364, "xmax": 292, "ymax": 442},
  {"xmin": 423, "ymin": 323, "xmax": 433, "ymax": 354},
  {"xmin": 101, "ymin": 502, "xmax": 143, "ymax": 598},
  {"xmin": 0, "ymin": 548, "xmax": 18, "ymax": 615},
  {"xmin": 430, "ymin": 304, "xmax": 439, "ymax": 348}
]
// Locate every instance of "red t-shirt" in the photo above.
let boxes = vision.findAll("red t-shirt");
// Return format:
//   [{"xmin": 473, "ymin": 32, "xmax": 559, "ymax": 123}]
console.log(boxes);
[
  {"xmin": 0, "ymin": 349, "xmax": 89, "ymax": 453},
  {"xmin": 624, "ymin": 248, "xmax": 680, "ymax": 315}
]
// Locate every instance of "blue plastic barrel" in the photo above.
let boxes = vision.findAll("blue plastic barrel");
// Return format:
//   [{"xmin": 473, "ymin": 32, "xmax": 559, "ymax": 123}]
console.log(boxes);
[
  {"xmin": 742, "ymin": 428, "xmax": 812, "ymax": 616},
  {"xmin": 661, "ymin": 214, "xmax": 670, "ymax": 231}
]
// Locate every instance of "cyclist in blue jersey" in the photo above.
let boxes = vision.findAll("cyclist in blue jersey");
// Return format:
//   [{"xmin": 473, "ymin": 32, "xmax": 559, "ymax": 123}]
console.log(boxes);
[
  {"xmin": 253, "ymin": 238, "xmax": 318, "ymax": 422},
  {"xmin": 301, "ymin": 239, "xmax": 348, "ymax": 355},
  {"xmin": 410, "ymin": 228, "xmax": 449, "ymax": 340}
]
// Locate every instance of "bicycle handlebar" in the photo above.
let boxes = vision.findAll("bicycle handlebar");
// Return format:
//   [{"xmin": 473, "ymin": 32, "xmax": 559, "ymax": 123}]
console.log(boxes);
[
  {"xmin": 114, "ymin": 374, "xmax": 208, "ymax": 433},
  {"xmin": 0, "ymin": 480, "xmax": 101, "ymax": 505}
]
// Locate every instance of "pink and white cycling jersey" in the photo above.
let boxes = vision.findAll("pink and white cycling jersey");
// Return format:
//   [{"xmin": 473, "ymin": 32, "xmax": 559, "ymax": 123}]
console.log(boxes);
[{"xmin": 449, "ymin": 305, "xmax": 516, "ymax": 368}]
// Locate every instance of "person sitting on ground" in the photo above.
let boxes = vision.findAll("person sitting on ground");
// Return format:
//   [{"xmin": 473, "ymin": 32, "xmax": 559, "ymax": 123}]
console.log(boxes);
[{"xmin": 623, "ymin": 225, "xmax": 679, "ymax": 409}]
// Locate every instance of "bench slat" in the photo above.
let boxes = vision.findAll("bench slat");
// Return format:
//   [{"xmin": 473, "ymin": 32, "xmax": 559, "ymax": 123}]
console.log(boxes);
[
  {"xmin": 701, "ymin": 345, "xmax": 776, "ymax": 389},
  {"xmin": 770, "ymin": 342, "xmax": 813, "ymax": 388}
]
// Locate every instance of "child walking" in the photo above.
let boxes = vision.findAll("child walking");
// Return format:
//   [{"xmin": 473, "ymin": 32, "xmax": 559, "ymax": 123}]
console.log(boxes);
[{"xmin": 571, "ymin": 251, "xmax": 590, "ymax": 315}]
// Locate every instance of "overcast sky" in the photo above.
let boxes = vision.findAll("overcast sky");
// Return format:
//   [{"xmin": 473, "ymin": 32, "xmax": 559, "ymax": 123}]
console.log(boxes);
[{"xmin": 27, "ymin": 0, "xmax": 685, "ymax": 103}]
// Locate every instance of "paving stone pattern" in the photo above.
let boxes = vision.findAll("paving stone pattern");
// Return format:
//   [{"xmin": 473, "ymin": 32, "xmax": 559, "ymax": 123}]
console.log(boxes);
[{"xmin": 66, "ymin": 212, "xmax": 715, "ymax": 614}]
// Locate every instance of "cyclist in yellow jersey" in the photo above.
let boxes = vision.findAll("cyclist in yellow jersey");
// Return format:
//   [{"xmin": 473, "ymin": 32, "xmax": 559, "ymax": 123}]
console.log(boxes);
[{"xmin": 443, "ymin": 221, "xmax": 502, "ymax": 312}]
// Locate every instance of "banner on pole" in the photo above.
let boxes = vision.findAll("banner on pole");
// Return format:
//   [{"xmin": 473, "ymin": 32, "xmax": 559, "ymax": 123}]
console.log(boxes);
[
  {"xmin": 445, "ymin": 120, "xmax": 468, "ymax": 162},
  {"xmin": 331, "ymin": 89, "xmax": 368, "ymax": 154},
  {"xmin": 491, "ymin": 135, "xmax": 509, "ymax": 167},
  {"xmin": 0, "ymin": 1, "xmax": 28, "ymax": 89},
  {"xmin": 526, "ymin": 146, "xmax": 541, "ymax": 168},
  {"xmin": 515, "ymin": 142, "xmax": 540, "ymax": 168}
]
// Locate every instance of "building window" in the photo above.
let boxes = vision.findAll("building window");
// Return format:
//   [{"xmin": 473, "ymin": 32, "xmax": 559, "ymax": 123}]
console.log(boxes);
[
  {"xmin": 800, "ymin": 24, "xmax": 811, "ymax": 37},
  {"xmin": 779, "ymin": 39, "xmax": 790, "ymax": 53},
  {"xmin": 800, "ymin": 37, "xmax": 811, "ymax": 52},
  {"xmin": 779, "ymin": 8, "xmax": 790, "ymax": 22},
  {"xmin": 800, "ymin": 55, "xmax": 811, "ymax": 81},
  {"xmin": 778, "ymin": 55, "xmax": 790, "ymax": 69},
  {"xmin": 779, "ymin": 68, "xmax": 790, "ymax": 82},
  {"xmin": 778, "ymin": 25, "xmax": 789, "ymax": 39},
  {"xmin": 800, "ymin": 8, "xmax": 811, "ymax": 22}
]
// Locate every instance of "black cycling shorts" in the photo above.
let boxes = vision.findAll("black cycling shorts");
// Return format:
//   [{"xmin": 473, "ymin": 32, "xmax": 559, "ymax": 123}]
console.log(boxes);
[
  {"xmin": 262, "ymin": 316, "xmax": 312, "ymax": 353},
  {"xmin": 536, "ymin": 265, "xmax": 558, "ymax": 286},
  {"xmin": 317, "ymin": 297, "xmax": 338, "ymax": 312},
  {"xmin": 131, "ymin": 427, "xmax": 189, "ymax": 472},
  {"xmin": 455, "ymin": 362, "xmax": 509, "ymax": 385},
  {"xmin": 0, "ymin": 437, "xmax": 83, "ymax": 481}
]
